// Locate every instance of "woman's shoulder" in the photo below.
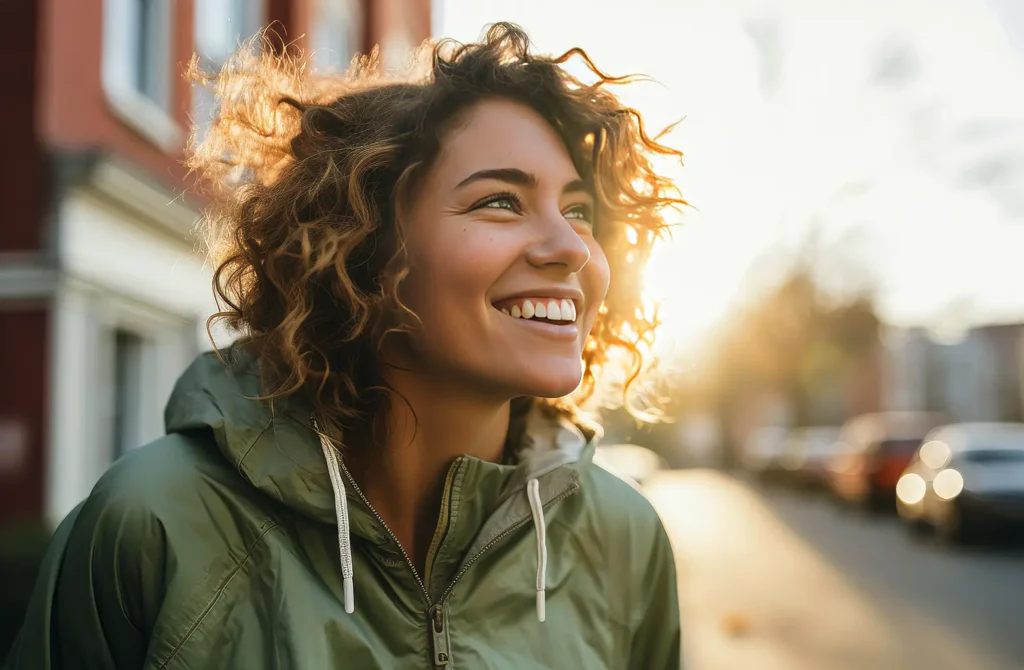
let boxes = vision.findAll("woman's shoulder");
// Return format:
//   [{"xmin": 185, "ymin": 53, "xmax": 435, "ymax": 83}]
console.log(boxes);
[
  {"xmin": 77, "ymin": 432, "xmax": 278, "ymax": 550},
  {"xmin": 92, "ymin": 432, "xmax": 236, "ymax": 511},
  {"xmin": 7, "ymin": 434, "xmax": 279, "ymax": 669},
  {"xmin": 575, "ymin": 462, "xmax": 678, "ymax": 618},
  {"xmin": 64, "ymin": 432, "xmax": 282, "ymax": 624},
  {"xmin": 580, "ymin": 462, "xmax": 670, "ymax": 540}
]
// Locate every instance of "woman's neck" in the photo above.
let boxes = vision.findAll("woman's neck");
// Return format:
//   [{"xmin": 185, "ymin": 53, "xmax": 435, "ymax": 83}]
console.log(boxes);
[{"xmin": 345, "ymin": 368, "xmax": 511, "ymax": 573}]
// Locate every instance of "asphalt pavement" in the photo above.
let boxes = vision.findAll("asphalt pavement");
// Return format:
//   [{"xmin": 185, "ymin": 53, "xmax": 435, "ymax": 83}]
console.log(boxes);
[{"xmin": 644, "ymin": 470, "xmax": 1024, "ymax": 670}]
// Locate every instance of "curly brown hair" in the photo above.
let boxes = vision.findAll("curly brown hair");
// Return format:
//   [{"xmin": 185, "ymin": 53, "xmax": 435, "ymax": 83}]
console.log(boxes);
[{"xmin": 186, "ymin": 22, "xmax": 685, "ymax": 439}]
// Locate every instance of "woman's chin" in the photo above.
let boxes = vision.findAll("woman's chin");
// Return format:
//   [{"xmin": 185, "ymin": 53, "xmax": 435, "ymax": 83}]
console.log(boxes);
[{"xmin": 511, "ymin": 370, "xmax": 584, "ymax": 400}]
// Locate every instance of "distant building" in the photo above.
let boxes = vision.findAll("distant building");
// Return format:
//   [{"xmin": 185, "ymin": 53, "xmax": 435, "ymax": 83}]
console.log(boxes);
[
  {"xmin": 882, "ymin": 324, "xmax": 1024, "ymax": 423},
  {"xmin": 0, "ymin": 0, "xmax": 431, "ymax": 527}
]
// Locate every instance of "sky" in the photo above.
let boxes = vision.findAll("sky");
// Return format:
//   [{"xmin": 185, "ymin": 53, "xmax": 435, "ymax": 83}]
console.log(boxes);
[{"xmin": 436, "ymin": 0, "xmax": 1024, "ymax": 353}]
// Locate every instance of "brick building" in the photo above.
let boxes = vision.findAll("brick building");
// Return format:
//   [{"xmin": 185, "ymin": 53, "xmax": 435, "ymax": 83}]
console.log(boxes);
[{"xmin": 0, "ymin": 0, "xmax": 431, "ymax": 526}]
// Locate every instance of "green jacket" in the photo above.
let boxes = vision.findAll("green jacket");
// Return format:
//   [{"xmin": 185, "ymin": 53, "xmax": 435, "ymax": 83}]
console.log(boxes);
[{"xmin": 5, "ymin": 351, "xmax": 680, "ymax": 669}]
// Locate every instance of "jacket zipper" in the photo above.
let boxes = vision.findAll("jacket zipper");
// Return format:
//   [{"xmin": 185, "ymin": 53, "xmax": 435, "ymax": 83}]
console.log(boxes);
[
  {"xmin": 423, "ymin": 457, "xmax": 464, "ymax": 589},
  {"xmin": 429, "ymin": 605, "xmax": 451, "ymax": 666},
  {"xmin": 310, "ymin": 415, "xmax": 580, "ymax": 667},
  {"xmin": 427, "ymin": 480, "xmax": 580, "ymax": 667},
  {"xmin": 436, "ymin": 484, "xmax": 579, "ymax": 607}
]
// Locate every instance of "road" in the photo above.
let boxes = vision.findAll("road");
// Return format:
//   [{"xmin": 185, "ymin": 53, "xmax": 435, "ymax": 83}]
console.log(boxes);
[{"xmin": 644, "ymin": 470, "xmax": 1024, "ymax": 670}]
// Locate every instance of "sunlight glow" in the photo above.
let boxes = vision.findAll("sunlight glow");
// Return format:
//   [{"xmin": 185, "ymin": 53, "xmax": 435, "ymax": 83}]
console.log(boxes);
[{"xmin": 441, "ymin": 0, "xmax": 1024, "ymax": 348}]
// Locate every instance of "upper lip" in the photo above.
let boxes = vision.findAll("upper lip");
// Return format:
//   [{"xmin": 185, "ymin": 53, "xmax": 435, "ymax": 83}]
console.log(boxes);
[{"xmin": 491, "ymin": 287, "xmax": 585, "ymax": 305}]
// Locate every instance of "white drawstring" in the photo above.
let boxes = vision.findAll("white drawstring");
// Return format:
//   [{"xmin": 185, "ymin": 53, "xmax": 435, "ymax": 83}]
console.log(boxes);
[
  {"xmin": 526, "ymin": 478, "xmax": 547, "ymax": 623},
  {"xmin": 318, "ymin": 431, "xmax": 355, "ymax": 614},
  {"xmin": 317, "ymin": 421, "xmax": 551, "ymax": 622}
]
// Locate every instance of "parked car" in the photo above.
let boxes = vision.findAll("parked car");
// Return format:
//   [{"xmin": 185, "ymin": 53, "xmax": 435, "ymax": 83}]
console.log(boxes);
[
  {"xmin": 594, "ymin": 443, "xmax": 667, "ymax": 487},
  {"xmin": 896, "ymin": 423, "xmax": 1024, "ymax": 544},
  {"xmin": 741, "ymin": 426, "xmax": 789, "ymax": 483},
  {"xmin": 826, "ymin": 412, "xmax": 945, "ymax": 512},
  {"xmin": 779, "ymin": 426, "xmax": 842, "ymax": 489}
]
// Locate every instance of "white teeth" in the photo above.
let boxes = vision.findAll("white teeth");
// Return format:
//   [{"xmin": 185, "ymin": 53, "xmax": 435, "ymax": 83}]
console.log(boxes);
[
  {"xmin": 561, "ymin": 299, "xmax": 575, "ymax": 322},
  {"xmin": 499, "ymin": 298, "xmax": 578, "ymax": 322}
]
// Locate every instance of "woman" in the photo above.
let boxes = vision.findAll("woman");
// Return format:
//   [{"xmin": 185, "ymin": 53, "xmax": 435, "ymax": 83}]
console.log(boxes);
[{"xmin": 5, "ymin": 23, "xmax": 684, "ymax": 669}]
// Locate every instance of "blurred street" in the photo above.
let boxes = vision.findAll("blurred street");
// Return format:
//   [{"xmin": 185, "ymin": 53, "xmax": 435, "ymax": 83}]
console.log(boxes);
[{"xmin": 646, "ymin": 471, "xmax": 1024, "ymax": 670}]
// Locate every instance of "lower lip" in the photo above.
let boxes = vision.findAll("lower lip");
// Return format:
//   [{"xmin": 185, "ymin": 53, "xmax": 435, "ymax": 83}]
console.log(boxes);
[{"xmin": 496, "ymin": 309, "xmax": 580, "ymax": 342}]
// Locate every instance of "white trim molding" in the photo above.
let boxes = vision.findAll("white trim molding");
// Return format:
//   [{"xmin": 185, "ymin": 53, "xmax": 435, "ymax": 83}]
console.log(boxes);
[
  {"xmin": 89, "ymin": 156, "xmax": 199, "ymax": 240},
  {"xmin": 103, "ymin": 86, "xmax": 183, "ymax": 152}
]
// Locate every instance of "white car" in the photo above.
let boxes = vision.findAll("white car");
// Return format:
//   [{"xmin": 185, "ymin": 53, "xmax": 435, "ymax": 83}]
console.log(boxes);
[
  {"xmin": 896, "ymin": 423, "xmax": 1024, "ymax": 544},
  {"xmin": 741, "ymin": 426, "xmax": 789, "ymax": 481},
  {"xmin": 595, "ymin": 444, "xmax": 667, "ymax": 487}
]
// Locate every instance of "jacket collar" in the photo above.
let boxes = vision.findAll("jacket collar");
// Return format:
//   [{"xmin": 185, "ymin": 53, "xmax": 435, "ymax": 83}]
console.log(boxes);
[{"xmin": 165, "ymin": 349, "xmax": 596, "ymax": 558}]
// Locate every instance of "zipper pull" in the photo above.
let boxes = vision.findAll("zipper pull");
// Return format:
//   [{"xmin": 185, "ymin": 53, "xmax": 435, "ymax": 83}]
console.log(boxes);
[{"xmin": 430, "ymin": 605, "xmax": 451, "ymax": 666}]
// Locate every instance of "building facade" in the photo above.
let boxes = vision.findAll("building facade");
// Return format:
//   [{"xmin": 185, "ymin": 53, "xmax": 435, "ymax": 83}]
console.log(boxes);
[
  {"xmin": 0, "ymin": 0, "xmax": 431, "ymax": 527},
  {"xmin": 882, "ymin": 323, "xmax": 1024, "ymax": 423}
]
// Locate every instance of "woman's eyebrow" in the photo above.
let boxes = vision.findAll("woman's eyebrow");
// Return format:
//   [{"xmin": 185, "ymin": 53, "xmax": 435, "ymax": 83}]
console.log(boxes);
[
  {"xmin": 456, "ymin": 168, "xmax": 537, "ymax": 190},
  {"xmin": 563, "ymin": 179, "xmax": 588, "ymax": 195},
  {"xmin": 455, "ymin": 168, "xmax": 589, "ymax": 196}
]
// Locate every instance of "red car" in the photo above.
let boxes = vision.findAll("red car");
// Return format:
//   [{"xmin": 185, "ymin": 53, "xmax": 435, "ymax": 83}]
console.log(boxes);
[{"xmin": 826, "ymin": 412, "xmax": 946, "ymax": 513}]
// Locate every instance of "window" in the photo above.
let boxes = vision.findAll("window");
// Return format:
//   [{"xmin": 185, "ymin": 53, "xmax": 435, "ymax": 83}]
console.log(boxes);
[
  {"xmin": 102, "ymin": 0, "xmax": 181, "ymax": 149},
  {"xmin": 961, "ymin": 449, "xmax": 1024, "ymax": 464},
  {"xmin": 192, "ymin": 0, "xmax": 266, "ymax": 139},
  {"xmin": 311, "ymin": 0, "xmax": 361, "ymax": 72},
  {"xmin": 112, "ymin": 330, "xmax": 144, "ymax": 459},
  {"xmin": 133, "ymin": 0, "xmax": 167, "ymax": 106}
]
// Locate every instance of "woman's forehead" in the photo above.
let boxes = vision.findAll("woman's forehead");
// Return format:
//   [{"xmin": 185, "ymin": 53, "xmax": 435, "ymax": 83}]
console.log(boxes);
[{"xmin": 432, "ymin": 98, "xmax": 582, "ymax": 188}]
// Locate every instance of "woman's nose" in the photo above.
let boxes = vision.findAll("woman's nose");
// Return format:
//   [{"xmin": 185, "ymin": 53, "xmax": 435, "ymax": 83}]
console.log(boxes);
[{"xmin": 524, "ymin": 211, "xmax": 591, "ymax": 274}]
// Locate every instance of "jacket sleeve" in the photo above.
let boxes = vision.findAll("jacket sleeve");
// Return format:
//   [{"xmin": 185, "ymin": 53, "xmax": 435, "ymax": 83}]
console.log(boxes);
[
  {"xmin": 628, "ymin": 520, "xmax": 682, "ymax": 670},
  {"xmin": 3, "ymin": 478, "xmax": 168, "ymax": 669}
]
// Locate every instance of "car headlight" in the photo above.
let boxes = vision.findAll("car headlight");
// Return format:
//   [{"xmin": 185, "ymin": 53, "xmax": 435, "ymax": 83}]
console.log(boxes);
[
  {"xmin": 896, "ymin": 473, "xmax": 926, "ymax": 505},
  {"xmin": 932, "ymin": 468, "xmax": 964, "ymax": 500}
]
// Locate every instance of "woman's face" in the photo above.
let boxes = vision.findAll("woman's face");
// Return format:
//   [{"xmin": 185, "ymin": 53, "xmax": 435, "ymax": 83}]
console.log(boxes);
[{"xmin": 395, "ymin": 97, "xmax": 610, "ymax": 399}]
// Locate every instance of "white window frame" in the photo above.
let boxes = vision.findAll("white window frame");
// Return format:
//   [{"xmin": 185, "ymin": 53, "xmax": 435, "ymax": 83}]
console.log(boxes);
[
  {"xmin": 101, "ymin": 0, "xmax": 183, "ymax": 151},
  {"xmin": 191, "ymin": 0, "xmax": 266, "ymax": 138},
  {"xmin": 47, "ymin": 279, "xmax": 202, "ymax": 524}
]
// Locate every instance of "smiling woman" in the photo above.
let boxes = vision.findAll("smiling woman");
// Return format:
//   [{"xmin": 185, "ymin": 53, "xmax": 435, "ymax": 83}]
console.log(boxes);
[
  {"xmin": 190, "ymin": 27, "xmax": 684, "ymax": 428},
  {"xmin": 5, "ymin": 23, "xmax": 684, "ymax": 670}
]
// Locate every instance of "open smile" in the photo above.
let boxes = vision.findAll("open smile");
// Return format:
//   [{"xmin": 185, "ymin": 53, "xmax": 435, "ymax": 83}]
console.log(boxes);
[
  {"xmin": 494, "ymin": 297, "xmax": 578, "ymax": 323},
  {"xmin": 491, "ymin": 296, "xmax": 581, "ymax": 342}
]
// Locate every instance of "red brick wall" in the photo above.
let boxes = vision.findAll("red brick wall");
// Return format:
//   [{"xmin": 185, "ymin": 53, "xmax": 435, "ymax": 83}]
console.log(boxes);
[
  {"xmin": 0, "ymin": 0, "xmax": 43, "ymax": 251},
  {"xmin": 36, "ymin": 0, "xmax": 193, "ymax": 185},
  {"xmin": 0, "ymin": 310, "xmax": 49, "ymax": 525},
  {"xmin": 368, "ymin": 0, "xmax": 431, "ymax": 49}
]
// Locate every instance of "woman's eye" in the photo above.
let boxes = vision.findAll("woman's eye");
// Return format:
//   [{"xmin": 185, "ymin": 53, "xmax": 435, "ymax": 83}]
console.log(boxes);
[
  {"xmin": 476, "ymin": 193, "xmax": 523, "ymax": 213},
  {"xmin": 564, "ymin": 204, "xmax": 593, "ymax": 223}
]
